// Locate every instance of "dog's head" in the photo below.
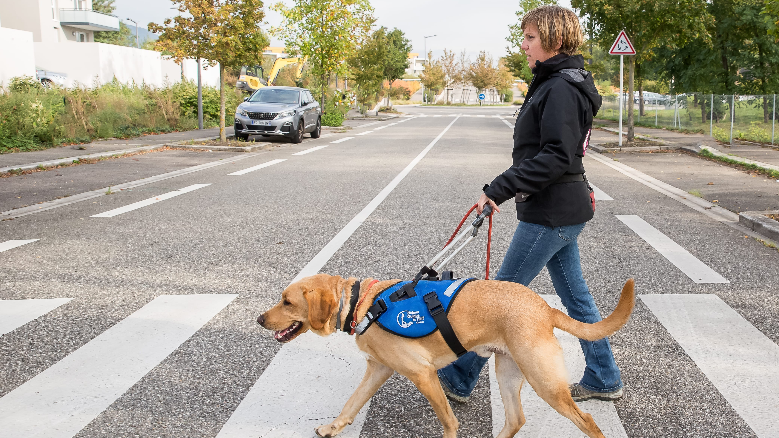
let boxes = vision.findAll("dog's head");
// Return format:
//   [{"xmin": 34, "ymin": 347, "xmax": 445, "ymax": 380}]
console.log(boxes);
[{"xmin": 257, "ymin": 274, "xmax": 349, "ymax": 342}]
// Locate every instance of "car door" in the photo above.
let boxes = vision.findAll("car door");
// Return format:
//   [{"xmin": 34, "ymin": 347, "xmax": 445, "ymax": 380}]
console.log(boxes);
[{"xmin": 302, "ymin": 91, "xmax": 314, "ymax": 130}]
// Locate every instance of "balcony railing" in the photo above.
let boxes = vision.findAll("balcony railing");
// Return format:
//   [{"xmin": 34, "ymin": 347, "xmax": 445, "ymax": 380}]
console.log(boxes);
[{"xmin": 59, "ymin": 9, "xmax": 120, "ymax": 32}]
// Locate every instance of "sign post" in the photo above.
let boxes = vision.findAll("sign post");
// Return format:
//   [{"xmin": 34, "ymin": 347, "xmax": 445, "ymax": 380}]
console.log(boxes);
[{"xmin": 609, "ymin": 30, "xmax": 636, "ymax": 146}]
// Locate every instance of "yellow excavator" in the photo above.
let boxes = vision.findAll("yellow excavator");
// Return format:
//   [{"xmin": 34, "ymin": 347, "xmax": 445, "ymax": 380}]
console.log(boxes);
[{"xmin": 236, "ymin": 57, "xmax": 305, "ymax": 93}]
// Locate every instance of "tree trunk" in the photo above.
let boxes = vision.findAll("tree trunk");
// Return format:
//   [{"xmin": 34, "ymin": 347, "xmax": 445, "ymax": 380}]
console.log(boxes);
[
  {"xmin": 388, "ymin": 79, "xmax": 392, "ymax": 108},
  {"xmin": 627, "ymin": 56, "xmax": 635, "ymax": 142},
  {"xmin": 219, "ymin": 64, "xmax": 226, "ymax": 143}
]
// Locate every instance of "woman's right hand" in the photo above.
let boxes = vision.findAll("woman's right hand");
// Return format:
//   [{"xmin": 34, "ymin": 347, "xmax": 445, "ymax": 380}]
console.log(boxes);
[{"xmin": 477, "ymin": 193, "xmax": 500, "ymax": 215}]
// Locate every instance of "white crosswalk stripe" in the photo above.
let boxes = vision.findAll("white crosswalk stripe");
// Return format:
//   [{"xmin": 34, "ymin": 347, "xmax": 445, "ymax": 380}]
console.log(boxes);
[
  {"xmin": 0, "ymin": 239, "xmax": 38, "ymax": 253},
  {"xmin": 228, "ymin": 159, "xmax": 286, "ymax": 176},
  {"xmin": 0, "ymin": 294, "xmax": 236, "ymax": 438},
  {"xmin": 589, "ymin": 183, "xmax": 613, "ymax": 201},
  {"xmin": 617, "ymin": 215, "xmax": 728, "ymax": 283},
  {"xmin": 0, "ymin": 298, "xmax": 72, "ymax": 336},
  {"xmin": 641, "ymin": 294, "xmax": 779, "ymax": 438}
]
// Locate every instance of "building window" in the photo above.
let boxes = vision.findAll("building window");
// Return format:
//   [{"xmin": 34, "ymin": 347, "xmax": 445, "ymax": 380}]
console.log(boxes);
[{"xmin": 76, "ymin": 32, "xmax": 87, "ymax": 42}]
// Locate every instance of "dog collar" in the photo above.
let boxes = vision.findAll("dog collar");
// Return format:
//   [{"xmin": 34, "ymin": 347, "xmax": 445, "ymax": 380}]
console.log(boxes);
[{"xmin": 340, "ymin": 280, "xmax": 361, "ymax": 334}]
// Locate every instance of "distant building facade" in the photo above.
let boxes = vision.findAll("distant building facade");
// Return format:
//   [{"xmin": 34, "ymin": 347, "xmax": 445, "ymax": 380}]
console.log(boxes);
[{"xmin": 0, "ymin": 0, "xmax": 120, "ymax": 44}]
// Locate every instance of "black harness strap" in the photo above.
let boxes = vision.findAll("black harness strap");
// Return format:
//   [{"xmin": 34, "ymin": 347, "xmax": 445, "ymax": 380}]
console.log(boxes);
[
  {"xmin": 341, "ymin": 280, "xmax": 361, "ymax": 333},
  {"xmin": 423, "ymin": 291, "xmax": 468, "ymax": 357}
]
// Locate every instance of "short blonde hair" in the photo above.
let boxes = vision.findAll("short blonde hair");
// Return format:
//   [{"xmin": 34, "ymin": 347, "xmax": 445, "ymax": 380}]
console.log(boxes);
[{"xmin": 521, "ymin": 5, "xmax": 583, "ymax": 56}]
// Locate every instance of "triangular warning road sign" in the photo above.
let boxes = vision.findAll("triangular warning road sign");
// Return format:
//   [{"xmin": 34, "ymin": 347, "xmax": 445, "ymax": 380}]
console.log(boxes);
[{"xmin": 609, "ymin": 31, "xmax": 636, "ymax": 55}]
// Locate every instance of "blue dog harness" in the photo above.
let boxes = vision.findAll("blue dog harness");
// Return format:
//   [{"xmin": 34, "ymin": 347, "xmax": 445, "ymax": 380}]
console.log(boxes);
[{"xmin": 353, "ymin": 278, "xmax": 474, "ymax": 352}]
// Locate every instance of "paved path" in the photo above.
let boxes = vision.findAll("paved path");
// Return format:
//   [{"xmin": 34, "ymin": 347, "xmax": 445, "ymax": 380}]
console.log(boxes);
[{"xmin": 1, "ymin": 107, "xmax": 778, "ymax": 438}]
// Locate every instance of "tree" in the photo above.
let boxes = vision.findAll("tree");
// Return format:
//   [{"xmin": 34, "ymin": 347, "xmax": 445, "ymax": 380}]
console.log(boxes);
[
  {"xmin": 466, "ymin": 51, "xmax": 497, "ymax": 98},
  {"xmin": 438, "ymin": 49, "xmax": 460, "ymax": 103},
  {"xmin": 419, "ymin": 52, "xmax": 445, "ymax": 101},
  {"xmin": 766, "ymin": 0, "xmax": 779, "ymax": 37},
  {"xmin": 348, "ymin": 26, "xmax": 386, "ymax": 109},
  {"xmin": 573, "ymin": 0, "xmax": 708, "ymax": 141},
  {"xmin": 374, "ymin": 27, "xmax": 411, "ymax": 108},
  {"xmin": 150, "ymin": 0, "xmax": 269, "ymax": 142},
  {"xmin": 505, "ymin": 0, "xmax": 558, "ymax": 83},
  {"xmin": 272, "ymin": 0, "xmax": 373, "ymax": 110}
]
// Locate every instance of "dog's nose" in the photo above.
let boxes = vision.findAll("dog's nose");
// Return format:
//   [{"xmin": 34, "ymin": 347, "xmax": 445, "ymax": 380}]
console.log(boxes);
[{"xmin": 257, "ymin": 314, "xmax": 265, "ymax": 326}]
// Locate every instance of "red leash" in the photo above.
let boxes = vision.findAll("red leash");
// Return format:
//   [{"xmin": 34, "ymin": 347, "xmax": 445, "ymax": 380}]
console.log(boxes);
[{"xmin": 443, "ymin": 204, "xmax": 494, "ymax": 280}]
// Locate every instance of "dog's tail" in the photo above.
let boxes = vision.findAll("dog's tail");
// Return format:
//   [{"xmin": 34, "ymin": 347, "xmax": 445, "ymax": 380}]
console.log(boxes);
[{"xmin": 551, "ymin": 279, "xmax": 635, "ymax": 341}]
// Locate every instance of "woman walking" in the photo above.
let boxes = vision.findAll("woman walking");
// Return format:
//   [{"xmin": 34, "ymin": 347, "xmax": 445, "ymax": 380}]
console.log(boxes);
[{"xmin": 437, "ymin": 5, "xmax": 624, "ymax": 403}]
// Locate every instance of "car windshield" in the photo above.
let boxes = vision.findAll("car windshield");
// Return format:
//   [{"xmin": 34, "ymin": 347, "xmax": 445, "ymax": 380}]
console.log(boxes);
[{"xmin": 249, "ymin": 89, "xmax": 300, "ymax": 104}]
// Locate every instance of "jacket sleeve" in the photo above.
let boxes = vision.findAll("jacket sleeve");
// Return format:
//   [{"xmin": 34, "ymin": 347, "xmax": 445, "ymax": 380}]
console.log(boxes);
[{"xmin": 484, "ymin": 81, "xmax": 585, "ymax": 205}]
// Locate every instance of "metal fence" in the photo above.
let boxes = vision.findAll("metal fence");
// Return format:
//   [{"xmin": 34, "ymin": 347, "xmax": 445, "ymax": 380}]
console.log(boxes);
[{"xmin": 599, "ymin": 93, "xmax": 777, "ymax": 145}]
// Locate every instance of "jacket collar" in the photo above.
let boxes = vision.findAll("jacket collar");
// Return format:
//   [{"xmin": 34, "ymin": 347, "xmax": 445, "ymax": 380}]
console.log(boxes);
[{"xmin": 521, "ymin": 54, "xmax": 586, "ymax": 114}]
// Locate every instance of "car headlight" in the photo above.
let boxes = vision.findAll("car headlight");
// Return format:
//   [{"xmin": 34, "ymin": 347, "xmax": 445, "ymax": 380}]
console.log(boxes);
[
  {"xmin": 276, "ymin": 110, "xmax": 295, "ymax": 119},
  {"xmin": 237, "ymin": 108, "xmax": 248, "ymax": 117}
]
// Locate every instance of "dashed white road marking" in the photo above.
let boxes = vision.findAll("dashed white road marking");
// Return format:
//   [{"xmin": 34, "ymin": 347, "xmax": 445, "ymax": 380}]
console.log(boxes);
[
  {"xmin": 616, "ymin": 215, "xmax": 728, "ymax": 283},
  {"xmin": 641, "ymin": 294, "xmax": 779, "ymax": 438},
  {"xmin": 0, "ymin": 239, "xmax": 38, "ymax": 253},
  {"xmin": 228, "ymin": 159, "xmax": 286, "ymax": 176},
  {"xmin": 589, "ymin": 183, "xmax": 613, "ymax": 201},
  {"xmin": 91, "ymin": 184, "xmax": 210, "ymax": 218},
  {"xmin": 217, "ymin": 116, "xmax": 462, "ymax": 438},
  {"xmin": 356, "ymin": 131, "xmax": 373, "ymax": 136},
  {"xmin": 489, "ymin": 294, "xmax": 628, "ymax": 438},
  {"xmin": 292, "ymin": 146, "xmax": 328, "ymax": 156},
  {"xmin": 359, "ymin": 121, "xmax": 381, "ymax": 128},
  {"xmin": 0, "ymin": 298, "xmax": 72, "ymax": 336},
  {"xmin": 0, "ymin": 294, "xmax": 237, "ymax": 438},
  {"xmin": 330, "ymin": 137, "xmax": 354, "ymax": 144},
  {"xmin": 373, "ymin": 126, "xmax": 388, "ymax": 130},
  {"xmin": 500, "ymin": 119, "xmax": 514, "ymax": 129}
]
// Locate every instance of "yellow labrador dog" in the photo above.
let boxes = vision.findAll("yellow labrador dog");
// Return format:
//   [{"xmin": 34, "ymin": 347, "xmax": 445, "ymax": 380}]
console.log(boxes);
[{"xmin": 258, "ymin": 274, "xmax": 634, "ymax": 438}]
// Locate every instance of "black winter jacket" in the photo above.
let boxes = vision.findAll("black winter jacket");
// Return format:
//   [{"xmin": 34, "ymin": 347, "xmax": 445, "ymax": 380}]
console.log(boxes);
[{"xmin": 483, "ymin": 54, "xmax": 602, "ymax": 227}]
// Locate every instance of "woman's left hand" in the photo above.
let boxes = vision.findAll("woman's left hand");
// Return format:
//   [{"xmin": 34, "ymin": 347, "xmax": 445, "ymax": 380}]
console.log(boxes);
[{"xmin": 477, "ymin": 193, "xmax": 500, "ymax": 215}]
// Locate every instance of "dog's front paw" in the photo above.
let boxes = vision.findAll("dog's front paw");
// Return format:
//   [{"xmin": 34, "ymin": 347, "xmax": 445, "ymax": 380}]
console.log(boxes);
[{"xmin": 315, "ymin": 424, "xmax": 340, "ymax": 437}]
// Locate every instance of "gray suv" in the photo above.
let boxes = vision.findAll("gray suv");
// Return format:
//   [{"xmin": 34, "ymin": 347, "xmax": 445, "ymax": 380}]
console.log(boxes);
[{"xmin": 234, "ymin": 86, "xmax": 321, "ymax": 143}]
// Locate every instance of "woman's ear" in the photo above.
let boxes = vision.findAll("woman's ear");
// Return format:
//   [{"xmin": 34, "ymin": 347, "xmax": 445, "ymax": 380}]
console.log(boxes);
[{"xmin": 306, "ymin": 288, "xmax": 337, "ymax": 332}]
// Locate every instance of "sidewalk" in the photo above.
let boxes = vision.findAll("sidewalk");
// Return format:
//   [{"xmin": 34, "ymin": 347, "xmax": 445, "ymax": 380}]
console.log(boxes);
[{"xmin": 590, "ymin": 119, "xmax": 779, "ymax": 243}]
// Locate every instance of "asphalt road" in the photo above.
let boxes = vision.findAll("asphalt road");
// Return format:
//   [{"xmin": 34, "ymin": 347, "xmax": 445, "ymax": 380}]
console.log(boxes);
[{"xmin": 1, "ymin": 105, "xmax": 778, "ymax": 438}]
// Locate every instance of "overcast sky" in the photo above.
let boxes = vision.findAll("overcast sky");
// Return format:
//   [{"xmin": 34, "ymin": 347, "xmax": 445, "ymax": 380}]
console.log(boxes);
[{"xmin": 114, "ymin": 0, "xmax": 573, "ymax": 61}]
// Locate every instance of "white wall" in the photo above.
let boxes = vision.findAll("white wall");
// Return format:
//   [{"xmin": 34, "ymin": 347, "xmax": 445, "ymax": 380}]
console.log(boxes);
[
  {"xmin": 181, "ymin": 58, "xmax": 221, "ymax": 88},
  {"xmin": 32, "ymin": 42, "xmax": 221, "ymax": 88},
  {"xmin": 0, "ymin": 27, "xmax": 37, "ymax": 86}
]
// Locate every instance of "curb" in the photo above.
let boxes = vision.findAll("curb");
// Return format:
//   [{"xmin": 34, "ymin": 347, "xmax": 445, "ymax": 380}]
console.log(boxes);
[
  {"xmin": 697, "ymin": 145, "xmax": 779, "ymax": 173},
  {"xmin": 590, "ymin": 144, "xmax": 681, "ymax": 153},
  {"xmin": 739, "ymin": 211, "xmax": 779, "ymax": 242},
  {"xmin": 0, "ymin": 144, "xmax": 167, "ymax": 175},
  {"xmin": 598, "ymin": 127, "xmax": 671, "ymax": 144}
]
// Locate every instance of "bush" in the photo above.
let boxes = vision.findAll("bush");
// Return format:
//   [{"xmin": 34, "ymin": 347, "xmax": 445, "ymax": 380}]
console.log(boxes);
[
  {"xmin": 500, "ymin": 89, "xmax": 513, "ymax": 102},
  {"xmin": 0, "ymin": 77, "xmax": 244, "ymax": 153},
  {"xmin": 388, "ymin": 86, "xmax": 411, "ymax": 100}
]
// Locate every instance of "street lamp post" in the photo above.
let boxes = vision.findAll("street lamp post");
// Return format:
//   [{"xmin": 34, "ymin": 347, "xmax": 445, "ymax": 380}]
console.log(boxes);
[
  {"xmin": 126, "ymin": 18, "xmax": 139, "ymax": 48},
  {"xmin": 422, "ymin": 34, "xmax": 436, "ymax": 103}
]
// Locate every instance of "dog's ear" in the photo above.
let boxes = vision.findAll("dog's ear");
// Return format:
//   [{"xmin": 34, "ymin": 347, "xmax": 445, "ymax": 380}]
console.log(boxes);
[{"xmin": 306, "ymin": 286, "xmax": 337, "ymax": 331}]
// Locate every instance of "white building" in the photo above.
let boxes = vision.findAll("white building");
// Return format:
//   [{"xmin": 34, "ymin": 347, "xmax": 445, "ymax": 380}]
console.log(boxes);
[
  {"xmin": 0, "ymin": 0, "xmax": 219, "ymax": 88},
  {"xmin": 0, "ymin": 0, "xmax": 119, "ymax": 44},
  {"xmin": 406, "ymin": 52, "xmax": 425, "ymax": 77}
]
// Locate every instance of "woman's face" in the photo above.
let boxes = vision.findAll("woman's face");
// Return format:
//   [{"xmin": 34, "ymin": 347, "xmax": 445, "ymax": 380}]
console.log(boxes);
[{"xmin": 521, "ymin": 23, "xmax": 559, "ymax": 70}]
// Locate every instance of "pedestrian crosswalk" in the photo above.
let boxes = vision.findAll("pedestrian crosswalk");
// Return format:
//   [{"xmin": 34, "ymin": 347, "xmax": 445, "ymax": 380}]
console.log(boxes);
[
  {"xmin": 2, "ymin": 113, "xmax": 775, "ymax": 437},
  {"xmin": 2, "ymin": 290, "xmax": 775, "ymax": 437}
]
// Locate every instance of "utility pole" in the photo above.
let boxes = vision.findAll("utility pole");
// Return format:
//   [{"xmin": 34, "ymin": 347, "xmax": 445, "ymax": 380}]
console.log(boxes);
[
  {"xmin": 197, "ymin": 58, "xmax": 203, "ymax": 130},
  {"xmin": 126, "ymin": 18, "xmax": 139, "ymax": 48}
]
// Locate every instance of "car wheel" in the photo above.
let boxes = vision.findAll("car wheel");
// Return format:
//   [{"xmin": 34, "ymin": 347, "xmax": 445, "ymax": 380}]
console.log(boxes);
[
  {"xmin": 236, "ymin": 132, "xmax": 249, "ymax": 141},
  {"xmin": 291, "ymin": 119, "xmax": 304, "ymax": 144},
  {"xmin": 310, "ymin": 117, "xmax": 321, "ymax": 138},
  {"xmin": 40, "ymin": 79, "xmax": 53, "ymax": 89}
]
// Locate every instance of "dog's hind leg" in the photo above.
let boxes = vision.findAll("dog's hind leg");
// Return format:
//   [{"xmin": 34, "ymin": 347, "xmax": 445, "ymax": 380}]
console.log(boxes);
[
  {"xmin": 511, "ymin": 340, "xmax": 605, "ymax": 438},
  {"xmin": 404, "ymin": 367, "xmax": 460, "ymax": 438},
  {"xmin": 315, "ymin": 358, "xmax": 393, "ymax": 438},
  {"xmin": 494, "ymin": 352, "xmax": 526, "ymax": 438}
]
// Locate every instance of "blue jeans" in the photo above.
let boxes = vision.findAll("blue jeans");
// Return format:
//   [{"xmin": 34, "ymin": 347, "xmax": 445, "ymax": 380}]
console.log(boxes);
[{"xmin": 438, "ymin": 221, "xmax": 623, "ymax": 397}]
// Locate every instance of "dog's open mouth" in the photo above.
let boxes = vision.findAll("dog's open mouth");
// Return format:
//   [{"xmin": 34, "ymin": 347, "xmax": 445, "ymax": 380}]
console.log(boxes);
[{"xmin": 274, "ymin": 321, "xmax": 303, "ymax": 342}]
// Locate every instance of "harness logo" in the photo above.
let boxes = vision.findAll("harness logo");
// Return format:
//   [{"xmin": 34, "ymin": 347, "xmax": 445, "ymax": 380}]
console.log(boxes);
[{"xmin": 397, "ymin": 310, "xmax": 425, "ymax": 328}]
